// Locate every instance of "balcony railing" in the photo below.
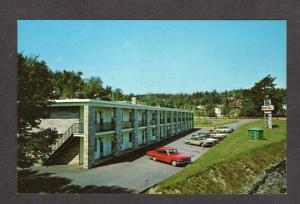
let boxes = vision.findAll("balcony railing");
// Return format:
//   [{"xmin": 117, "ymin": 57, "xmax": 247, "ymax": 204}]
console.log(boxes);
[
  {"xmin": 150, "ymin": 120, "xmax": 157, "ymax": 125},
  {"xmin": 96, "ymin": 122, "xmax": 115, "ymax": 132},
  {"xmin": 138, "ymin": 120, "xmax": 146, "ymax": 127},
  {"xmin": 73, "ymin": 123, "xmax": 84, "ymax": 133},
  {"xmin": 122, "ymin": 121, "xmax": 133, "ymax": 129}
]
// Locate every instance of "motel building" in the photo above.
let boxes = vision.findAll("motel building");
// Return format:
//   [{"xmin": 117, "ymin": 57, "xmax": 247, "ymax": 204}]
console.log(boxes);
[{"xmin": 41, "ymin": 99, "xmax": 194, "ymax": 169}]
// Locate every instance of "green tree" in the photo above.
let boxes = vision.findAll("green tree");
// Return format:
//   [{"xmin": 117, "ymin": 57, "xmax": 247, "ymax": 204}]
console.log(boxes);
[
  {"xmin": 249, "ymin": 75, "xmax": 277, "ymax": 117},
  {"xmin": 205, "ymin": 104, "xmax": 216, "ymax": 117},
  {"xmin": 114, "ymin": 88, "xmax": 124, "ymax": 101},
  {"xmin": 83, "ymin": 76, "xmax": 104, "ymax": 98},
  {"xmin": 52, "ymin": 70, "xmax": 84, "ymax": 98},
  {"xmin": 17, "ymin": 54, "xmax": 59, "ymax": 168}
]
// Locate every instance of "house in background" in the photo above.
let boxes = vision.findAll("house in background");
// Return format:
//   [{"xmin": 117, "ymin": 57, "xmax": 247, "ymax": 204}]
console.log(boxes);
[
  {"xmin": 41, "ymin": 99, "xmax": 194, "ymax": 169},
  {"xmin": 214, "ymin": 107, "xmax": 222, "ymax": 118}
]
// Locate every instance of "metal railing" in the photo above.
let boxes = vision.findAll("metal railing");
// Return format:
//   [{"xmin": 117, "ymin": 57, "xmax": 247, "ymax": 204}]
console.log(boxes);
[
  {"xmin": 150, "ymin": 120, "xmax": 157, "ymax": 125},
  {"xmin": 96, "ymin": 122, "xmax": 115, "ymax": 132},
  {"xmin": 138, "ymin": 120, "xmax": 146, "ymax": 127},
  {"xmin": 122, "ymin": 121, "xmax": 133, "ymax": 129},
  {"xmin": 50, "ymin": 123, "xmax": 83, "ymax": 154}
]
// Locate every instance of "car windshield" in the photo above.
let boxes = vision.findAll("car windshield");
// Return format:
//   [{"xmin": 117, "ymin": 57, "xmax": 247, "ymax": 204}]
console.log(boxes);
[{"xmin": 168, "ymin": 149, "xmax": 179, "ymax": 154}]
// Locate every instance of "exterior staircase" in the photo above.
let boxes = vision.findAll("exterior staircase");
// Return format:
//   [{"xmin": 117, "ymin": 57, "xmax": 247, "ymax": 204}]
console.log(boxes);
[{"xmin": 44, "ymin": 123, "xmax": 83, "ymax": 165}]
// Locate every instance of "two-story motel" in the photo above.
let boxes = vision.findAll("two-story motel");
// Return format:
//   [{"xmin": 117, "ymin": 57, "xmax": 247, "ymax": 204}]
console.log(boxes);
[{"xmin": 43, "ymin": 99, "xmax": 194, "ymax": 169}]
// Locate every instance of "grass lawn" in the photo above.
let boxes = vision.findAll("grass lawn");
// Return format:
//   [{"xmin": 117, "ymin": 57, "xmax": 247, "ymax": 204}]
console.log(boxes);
[
  {"xmin": 193, "ymin": 117, "xmax": 239, "ymax": 129},
  {"xmin": 155, "ymin": 119, "xmax": 287, "ymax": 194}
]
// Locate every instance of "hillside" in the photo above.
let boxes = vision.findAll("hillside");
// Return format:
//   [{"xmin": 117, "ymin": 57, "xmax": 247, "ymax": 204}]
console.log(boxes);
[{"xmin": 149, "ymin": 119, "xmax": 287, "ymax": 194}]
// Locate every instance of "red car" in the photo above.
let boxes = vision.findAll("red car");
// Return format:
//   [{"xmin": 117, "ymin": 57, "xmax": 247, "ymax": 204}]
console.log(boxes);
[{"xmin": 147, "ymin": 147, "xmax": 192, "ymax": 167}]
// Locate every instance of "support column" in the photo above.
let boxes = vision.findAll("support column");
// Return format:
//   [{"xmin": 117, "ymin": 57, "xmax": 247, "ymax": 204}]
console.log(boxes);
[
  {"xmin": 164, "ymin": 111, "xmax": 168, "ymax": 137},
  {"xmin": 132, "ymin": 109, "xmax": 139, "ymax": 149},
  {"xmin": 170, "ymin": 111, "xmax": 174, "ymax": 136},
  {"xmin": 192, "ymin": 112, "xmax": 194, "ymax": 129},
  {"xmin": 187, "ymin": 113, "xmax": 190, "ymax": 130},
  {"xmin": 113, "ymin": 107, "xmax": 122, "ymax": 156},
  {"xmin": 189, "ymin": 113, "xmax": 191, "ymax": 129},
  {"xmin": 186, "ymin": 113, "xmax": 188, "ymax": 130},
  {"xmin": 146, "ymin": 109, "xmax": 151, "ymax": 144},
  {"xmin": 183, "ymin": 112, "xmax": 186, "ymax": 131},
  {"xmin": 156, "ymin": 110, "xmax": 160, "ymax": 141},
  {"xmin": 83, "ymin": 105, "xmax": 96, "ymax": 169},
  {"xmin": 175, "ymin": 112, "xmax": 179, "ymax": 134}
]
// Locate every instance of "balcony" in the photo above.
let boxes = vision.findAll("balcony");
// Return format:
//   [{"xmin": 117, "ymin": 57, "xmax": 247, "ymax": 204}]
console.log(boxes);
[
  {"xmin": 138, "ymin": 120, "xmax": 146, "ymax": 127},
  {"xmin": 96, "ymin": 122, "xmax": 115, "ymax": 132},
  {"xmin": 150, "ymin": 120, "xmax": 157, "ymax": 125},
  {"xmin": 73, "ymin": 123, "xmax": 84, "ymax": 133},
  {"xmin": 122, "ymin": 121, "xmax": 133, "ymax": 129}
]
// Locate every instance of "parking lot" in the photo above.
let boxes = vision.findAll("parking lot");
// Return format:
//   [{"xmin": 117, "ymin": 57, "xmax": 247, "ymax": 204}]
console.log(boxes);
[{"xmin": 23, "ymin": 119, "xmax": 257, "ymax": 193}]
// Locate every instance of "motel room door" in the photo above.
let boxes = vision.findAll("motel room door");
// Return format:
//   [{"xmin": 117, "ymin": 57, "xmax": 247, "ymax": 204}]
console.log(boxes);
[{"xmin": 96, "ymin": 138, "xmax": 104, "ymax": 159}]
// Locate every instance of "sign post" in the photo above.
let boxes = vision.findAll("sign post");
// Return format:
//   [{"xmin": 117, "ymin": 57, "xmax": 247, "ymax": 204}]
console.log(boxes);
[{"xmin": 262, "ymin": 95, "xmax": 274, "ymax": 129}]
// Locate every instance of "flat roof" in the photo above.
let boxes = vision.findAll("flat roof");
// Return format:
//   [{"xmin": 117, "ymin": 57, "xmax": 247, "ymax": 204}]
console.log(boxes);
[{"xmin": 49, "ymin": 99, "xmax": 193, "ymax": 113}]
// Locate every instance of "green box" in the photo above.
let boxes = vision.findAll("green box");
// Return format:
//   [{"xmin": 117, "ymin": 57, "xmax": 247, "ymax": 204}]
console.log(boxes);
[{"xmin": 248, "ymin": 128, "xmax": 264, "ymax": 140}]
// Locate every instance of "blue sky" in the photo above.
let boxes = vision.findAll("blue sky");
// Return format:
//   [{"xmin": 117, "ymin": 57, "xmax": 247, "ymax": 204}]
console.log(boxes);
[{"xmin": 18, "ymin": 20, "xmax": 286, "ymax": 94}]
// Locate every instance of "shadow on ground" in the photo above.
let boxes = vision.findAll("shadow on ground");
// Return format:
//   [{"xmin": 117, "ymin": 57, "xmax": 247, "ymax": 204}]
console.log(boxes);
[
  {"xmin": 94, "ymin": 129, "xmax": 198, "ymax": 168},
  {"xmin": 18, "ymin": 169, "xmax": 134, "ymax": 193}
]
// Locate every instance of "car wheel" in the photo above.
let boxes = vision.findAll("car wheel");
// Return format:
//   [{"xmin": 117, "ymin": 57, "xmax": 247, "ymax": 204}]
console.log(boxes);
[
  {"xmin": 171, "ymin": 161, "xmax": 177, "ymax": 167},
  {"xmin": 153, "ymin": 157, "xmax": 156, "ymax": 161}
]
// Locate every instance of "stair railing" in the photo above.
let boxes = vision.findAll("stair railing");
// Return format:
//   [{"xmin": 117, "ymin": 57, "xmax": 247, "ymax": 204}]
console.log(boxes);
[{"xmin": 50, "ymin": 123, "xmax": 83, "ymax": 154}]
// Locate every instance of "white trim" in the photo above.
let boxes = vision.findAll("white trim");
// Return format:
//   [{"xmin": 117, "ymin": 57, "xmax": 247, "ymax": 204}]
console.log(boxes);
[{"xmin": 49, "ymin": 99, "xmax": 193, "ymax": 113}]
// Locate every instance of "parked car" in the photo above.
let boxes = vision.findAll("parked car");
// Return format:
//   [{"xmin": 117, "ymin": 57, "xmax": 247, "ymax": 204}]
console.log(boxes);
[
  {"xmin": 209, "ymin": 132, "xmax": 227, "ymax": 140},
  {"xmin": 147, "ymin": 147, "xmax": 192, "ymax": 167},
  {"xmin": 196, "ymin": 132, "xmax": 219, "ymax": 145},
  {"xmin": 184, "ymin": 135, "xmax": 215, "ymax": 147},
  {"xmin": 214, "ymin": 126, "xmax": 234, "ymax": 133}
]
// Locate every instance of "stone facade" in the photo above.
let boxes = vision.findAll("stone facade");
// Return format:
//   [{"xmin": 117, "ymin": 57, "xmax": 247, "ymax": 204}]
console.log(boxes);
[
  {"xmin": 113, "ymin": 107, "xmax": 122, "ymax": 156},
  {"xmin": 132, "ymin": 109, "xmax": 139, "ymax": 149},
  {"xmin": 83, "ymin": 105, "xmax": 96, "ymax": 169},
  {"xmin": 170, "ymin": 111, "xmax": 174, "ymax": 136},
  {"xmin": 156, "ymin": 110, "xmax": 160, "ymax": 141},
  {"xmin": 164, "ymin": 111, "xmax": 168, "ymax": 137},
  {"xmin": 146, "ymin": 109, "xmax": 151, "ymax": 144},
  {"xmin": 175, "ymin": 112, "xmax": 179, "ymax": 134}
]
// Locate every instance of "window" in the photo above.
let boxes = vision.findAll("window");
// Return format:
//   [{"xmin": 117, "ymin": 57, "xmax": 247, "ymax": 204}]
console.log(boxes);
[
  {"xmin": 168, "ymin": 149, "xmax": 179, "ymax": 155},
  {"xmin": 159, "ymin": 150, "xmax": 167, "ymax": 154}
]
